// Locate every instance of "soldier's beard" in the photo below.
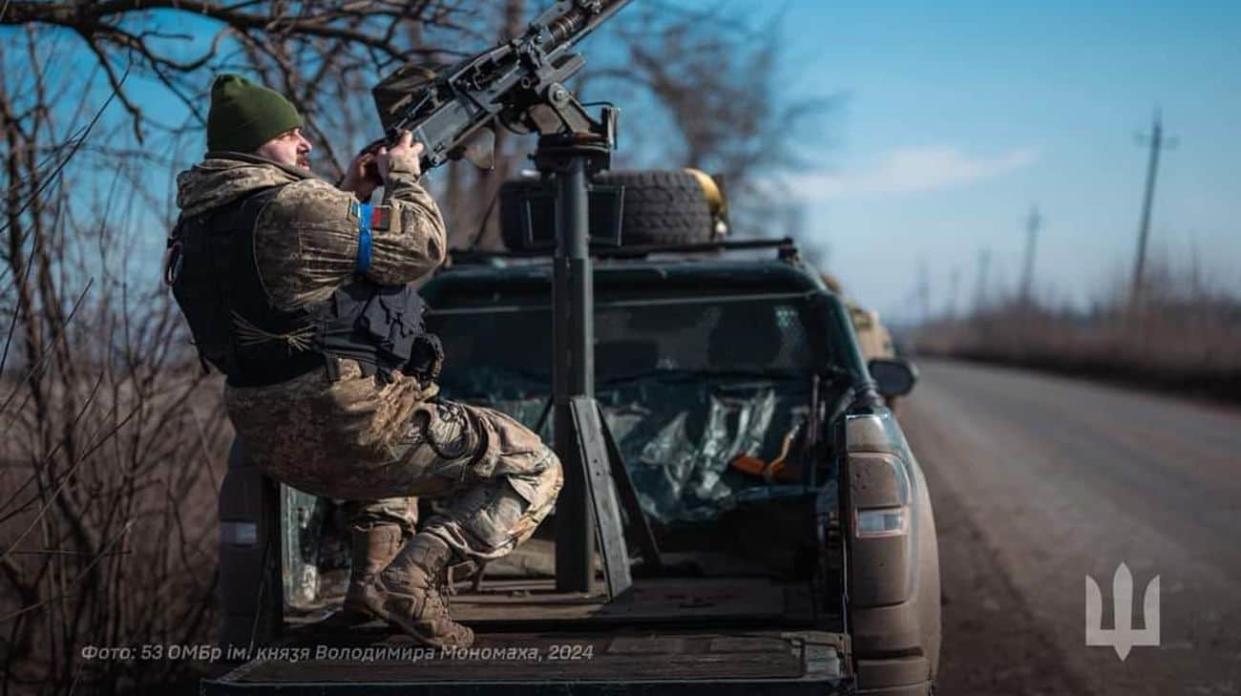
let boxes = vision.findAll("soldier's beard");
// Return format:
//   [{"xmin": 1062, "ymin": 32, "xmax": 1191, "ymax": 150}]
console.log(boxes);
[{"xmin": 296, "ymin": 153, "xmax": 310, "ymax": 169}]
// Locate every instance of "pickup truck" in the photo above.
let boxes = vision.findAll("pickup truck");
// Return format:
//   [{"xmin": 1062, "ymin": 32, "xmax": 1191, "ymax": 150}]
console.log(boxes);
[{"xmin": 205, "ymin": 180, "xmax": 939, "ymax": 696}]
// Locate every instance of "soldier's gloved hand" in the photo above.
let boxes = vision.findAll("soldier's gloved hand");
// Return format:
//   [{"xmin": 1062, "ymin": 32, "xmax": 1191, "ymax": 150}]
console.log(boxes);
[{"xmin": 377, "ymin": 130, "xmax": 424, "ymax": 183}]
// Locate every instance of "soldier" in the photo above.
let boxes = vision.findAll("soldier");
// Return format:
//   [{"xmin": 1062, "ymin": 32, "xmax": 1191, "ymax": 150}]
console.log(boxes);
[{"xmin": 166, "ymin": 74, "xmax": 562, "ymax": 648}]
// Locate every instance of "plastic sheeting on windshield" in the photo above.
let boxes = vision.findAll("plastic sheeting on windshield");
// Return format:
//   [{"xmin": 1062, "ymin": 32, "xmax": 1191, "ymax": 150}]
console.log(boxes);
[{"xmin": 478, "ymin": 373, "xmax": 814, "ymax": 525}]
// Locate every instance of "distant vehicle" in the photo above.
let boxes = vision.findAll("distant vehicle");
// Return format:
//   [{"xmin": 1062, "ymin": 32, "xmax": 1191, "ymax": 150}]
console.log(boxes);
[
  {"xmin": 822, "ymin": 273, "xmax": 912, "ymax": 408},
  {"xmin": 819, "ymin": 274, "xmax": 894, "ymax": 361},
  {"xmin": 208, "ymin": 172, "xmax": 940, "ymax": 695}
]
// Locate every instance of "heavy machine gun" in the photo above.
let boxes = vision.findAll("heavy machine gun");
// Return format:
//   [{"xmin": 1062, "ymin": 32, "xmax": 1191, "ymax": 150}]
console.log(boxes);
[
  {"xmin": 372, "ymin": 0, "xmax": 646, "ymax": 598},
  {"xmin": 369, "ymin": 0, "xmax": 630, "ymax": 172}
]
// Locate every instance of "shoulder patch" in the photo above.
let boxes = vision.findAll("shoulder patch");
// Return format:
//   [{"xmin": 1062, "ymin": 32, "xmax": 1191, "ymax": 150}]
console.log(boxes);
[{"xmin": 370, "ymin": 205, "xmax": 392, "ymax": 231}]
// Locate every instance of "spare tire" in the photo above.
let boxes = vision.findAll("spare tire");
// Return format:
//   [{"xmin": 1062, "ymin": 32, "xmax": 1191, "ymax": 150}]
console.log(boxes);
[
  {"xmin": 499, "ymin": 169, "xmax": 714, "ymax": 251},
  {"xmin": 597, "ymin": 170, "xmax": 714, "ymax": 246}
]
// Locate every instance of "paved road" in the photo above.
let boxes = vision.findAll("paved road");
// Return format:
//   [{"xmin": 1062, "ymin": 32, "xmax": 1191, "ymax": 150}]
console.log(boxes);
[{"xmin": 900, "ymin": 360, "xmax": 1241, "ymax": 696}]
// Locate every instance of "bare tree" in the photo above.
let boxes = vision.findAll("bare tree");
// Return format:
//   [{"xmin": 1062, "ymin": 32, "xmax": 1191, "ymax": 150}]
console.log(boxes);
[
  {"xmin": 1, "ymin": 0, "xmax": 482, "ymax": 177},
  {"xmin": 0, "ymin": 30, "xmax": 230, "ymax": 692},
  {"xmin": 0, "ymin": 4, "xmax": 487, "ymax": 692},
  {"xmin": 586, "ymin": 1, "xmax": 837, "ymax": 239}
]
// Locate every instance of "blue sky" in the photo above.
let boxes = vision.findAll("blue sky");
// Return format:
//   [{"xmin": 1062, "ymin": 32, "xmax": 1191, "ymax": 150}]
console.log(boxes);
[
  {"xmin": 760, "ymin": 0, "xmax": 1241, "ymax": 321},
  {"xmin": 7, "ymin": 1, "xmax": 1237, "ymax": 323}
]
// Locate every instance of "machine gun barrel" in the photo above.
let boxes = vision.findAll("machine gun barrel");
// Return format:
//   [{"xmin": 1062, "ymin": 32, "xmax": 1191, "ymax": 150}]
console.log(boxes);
[
  {"xmin": 539, "ymin": 0, "xmax": 631, "ymax": 55},
  {"xmin": 367, "ymin": 0, "xmax": 630, "ymax": 173}
]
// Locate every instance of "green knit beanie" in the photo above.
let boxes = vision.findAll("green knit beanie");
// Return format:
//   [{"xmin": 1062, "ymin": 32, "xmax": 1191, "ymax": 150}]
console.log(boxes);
[{"xmin": 206, "ymin": 74, "xmax": 303, "ymax": 153}]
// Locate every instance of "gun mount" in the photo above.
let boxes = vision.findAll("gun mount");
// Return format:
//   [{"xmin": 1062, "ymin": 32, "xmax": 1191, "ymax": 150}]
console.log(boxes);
[{"xmin": 372, "ymin": 0, "xmax": 639, "ymax": 597}]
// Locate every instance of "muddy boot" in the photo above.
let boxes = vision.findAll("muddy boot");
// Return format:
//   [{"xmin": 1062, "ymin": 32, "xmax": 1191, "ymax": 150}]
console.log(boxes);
[
  {"xmin": 331, "ymin": 523, "xmax": 405, "ymax": 624},
  {"xmin": 361, "ymin": 533, "xmax": 474, "ymax": 648}
]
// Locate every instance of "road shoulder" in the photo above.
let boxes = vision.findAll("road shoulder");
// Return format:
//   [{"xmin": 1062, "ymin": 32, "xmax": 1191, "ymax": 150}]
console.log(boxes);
[{"xmin": 901, "ymin": 397, "xmax": 1092, "ymax": 696}]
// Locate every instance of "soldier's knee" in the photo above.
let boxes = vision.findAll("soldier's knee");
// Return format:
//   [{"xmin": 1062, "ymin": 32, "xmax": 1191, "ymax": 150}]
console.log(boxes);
[
  {"xmin": 344, "ymin": 496, "xmax": 419, "ymax": 535},
  {"xmin": 515, "ymin": 446, "xmax": 562, "ymax": 522}
]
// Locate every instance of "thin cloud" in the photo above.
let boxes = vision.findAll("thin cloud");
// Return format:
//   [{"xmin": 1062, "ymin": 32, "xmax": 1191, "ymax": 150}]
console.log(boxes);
[{"xmin": 781, "ymin": 145, "xmax": 1040, "ymax": 200}]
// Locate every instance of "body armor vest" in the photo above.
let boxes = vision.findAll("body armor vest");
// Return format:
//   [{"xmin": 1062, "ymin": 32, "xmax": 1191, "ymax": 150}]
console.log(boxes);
[{"xmin": 167, "ymin": 186, "xmax": 441, "ymax": 388}]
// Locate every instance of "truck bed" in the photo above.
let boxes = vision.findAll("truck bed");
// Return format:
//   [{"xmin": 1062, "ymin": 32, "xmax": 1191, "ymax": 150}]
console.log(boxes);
[
  {"xmin": 205, "ymin": 576, "xmax": 853, "ymax": 694},
  {"xmin": 446, "ymin": 575, "xmax": 815, "ymax": 628},
  {"xmin": 205, "ymin": 629, "xmax": 850, "ymax": 694}
]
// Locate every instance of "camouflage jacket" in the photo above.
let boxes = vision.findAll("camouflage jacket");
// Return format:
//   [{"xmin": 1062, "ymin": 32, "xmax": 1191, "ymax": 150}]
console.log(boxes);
[{"xmin": 173, "ymin": 151, "xmax": 445, "ymax": 484}]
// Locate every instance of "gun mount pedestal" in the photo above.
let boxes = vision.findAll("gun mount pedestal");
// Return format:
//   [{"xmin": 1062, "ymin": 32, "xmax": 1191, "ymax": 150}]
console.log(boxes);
[{"xmin": 536, "ymin": 134, "xmax": 635, "ymax": 598}]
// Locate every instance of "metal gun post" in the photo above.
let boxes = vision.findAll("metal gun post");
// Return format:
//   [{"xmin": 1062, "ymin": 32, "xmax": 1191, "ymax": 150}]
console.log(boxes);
[{"xmin": 537, "ymin": 124, "xmax": 630, "ymax": 597}]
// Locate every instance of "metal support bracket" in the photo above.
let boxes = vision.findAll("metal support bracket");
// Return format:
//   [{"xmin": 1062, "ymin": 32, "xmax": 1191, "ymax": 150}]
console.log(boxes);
[{"xmin": 569, "ymin": 397, "xmax": 632, "ymax": 598}]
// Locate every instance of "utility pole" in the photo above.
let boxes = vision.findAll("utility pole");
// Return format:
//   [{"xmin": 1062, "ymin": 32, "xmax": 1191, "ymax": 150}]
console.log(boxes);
[
  {"xmin": 948, "ymin": 267, "xmax": 961, "ymax": 319},
  {"xmin": 916, "ymin": 258, "xmax": 931, "ymax": 324},
  {"xmin": 973, "ymin": 248, "xmax": 991, "ymax": 314},
  {"xmin": 1131, "ymin": 109, "xmax": 1177, "ymax": 307},
  {"xmin": 1019, "ymin": 205, "xmax": 1041, "ymax": 307}
]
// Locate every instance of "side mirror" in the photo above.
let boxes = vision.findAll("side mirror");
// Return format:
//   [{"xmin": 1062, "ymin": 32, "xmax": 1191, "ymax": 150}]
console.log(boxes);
[{"xmin": 868, "ymin": 358, "xmax": 918, "ymax": 398}]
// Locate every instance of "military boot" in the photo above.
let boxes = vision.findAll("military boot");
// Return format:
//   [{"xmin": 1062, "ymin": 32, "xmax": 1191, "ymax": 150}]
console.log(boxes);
[
  {"xmin": 339, "ymin": 523, "xmax": 405, "ymax": 621},
  {"xmin": 362, "ymin": 533, "xmax": 474, "ymax": 648}
]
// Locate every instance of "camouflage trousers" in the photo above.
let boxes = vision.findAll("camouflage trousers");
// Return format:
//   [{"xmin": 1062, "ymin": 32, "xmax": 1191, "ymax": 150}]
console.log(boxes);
[
  {"xmin": 265, "ymin": 398, "xmax": 563, "ymax": 564},
  {"xmin": 343, "ymin": 497, "xmax": 418, "ymax": 536}
]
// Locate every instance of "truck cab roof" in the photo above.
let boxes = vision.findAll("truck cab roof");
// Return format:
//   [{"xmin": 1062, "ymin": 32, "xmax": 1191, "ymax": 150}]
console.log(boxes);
[{"xmin": 427, "ymin": 252, "xmax": 834, "ymax": 300}]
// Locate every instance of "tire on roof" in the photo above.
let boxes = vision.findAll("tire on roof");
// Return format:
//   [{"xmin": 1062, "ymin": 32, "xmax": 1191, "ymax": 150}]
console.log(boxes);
[{"xmin": 499, "ymin": 169, "xmax": 715, "ymax": 251}]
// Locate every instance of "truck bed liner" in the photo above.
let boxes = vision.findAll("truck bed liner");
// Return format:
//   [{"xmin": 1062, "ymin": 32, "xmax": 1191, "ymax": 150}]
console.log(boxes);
[
  {"xmin": 446, "ymin": 576, "xmax": 816, "ymax": 629},
  {"xmin": 204, "ymin": 629, "xmax": 851, "ymax": 694}
]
